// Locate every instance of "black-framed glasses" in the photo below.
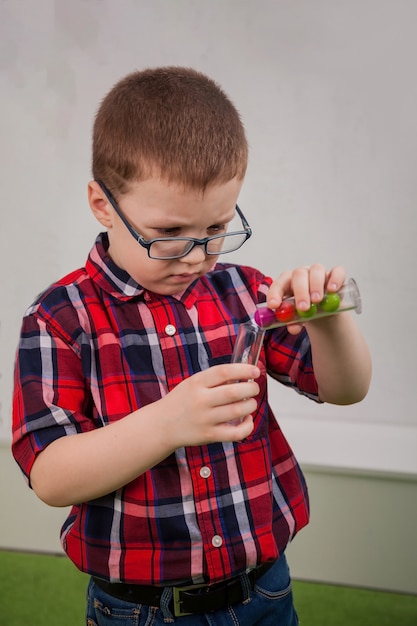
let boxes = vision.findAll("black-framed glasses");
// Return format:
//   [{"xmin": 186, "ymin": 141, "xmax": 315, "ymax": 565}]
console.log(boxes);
[{"xmin": 96, "ymin": 180, "xmax": 252, "ymax": 260}]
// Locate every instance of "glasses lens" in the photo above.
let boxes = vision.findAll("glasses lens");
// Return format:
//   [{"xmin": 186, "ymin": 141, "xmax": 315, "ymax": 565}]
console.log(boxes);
[
  {"xmin": 206, "ymin": 233, "xmax": 247, "ymax": 255},
  {"xmin": 149, "ymin": 239, "xmax": 194, "ymax": 259}
]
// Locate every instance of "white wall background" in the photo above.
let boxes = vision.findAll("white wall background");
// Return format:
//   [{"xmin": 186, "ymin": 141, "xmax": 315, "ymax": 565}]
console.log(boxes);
[{"xmin": 1, "ymin": 0, "xmax": 416, "ymax": 474}]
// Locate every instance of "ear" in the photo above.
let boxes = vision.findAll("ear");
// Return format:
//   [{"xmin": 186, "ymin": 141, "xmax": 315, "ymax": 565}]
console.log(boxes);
[{"xmin": 88, "ymin": 180, "xmax": 114, "ymax": 228}]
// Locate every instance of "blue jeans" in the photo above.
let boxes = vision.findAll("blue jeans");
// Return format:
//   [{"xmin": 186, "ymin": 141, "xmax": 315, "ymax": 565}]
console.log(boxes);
[{"xmin": 86, "ymin": 553, "xmax": 298, "ymax": 625}]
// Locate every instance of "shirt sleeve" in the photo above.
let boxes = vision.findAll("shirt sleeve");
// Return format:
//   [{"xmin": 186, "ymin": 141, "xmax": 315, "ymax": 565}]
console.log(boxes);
[
  {"xmin": 12, "ymin": 307, "xmax": 95, "ymax": 482},
  {"xmin": 264, "ymin": 325, "xmax": 320, "ymax": 401}
]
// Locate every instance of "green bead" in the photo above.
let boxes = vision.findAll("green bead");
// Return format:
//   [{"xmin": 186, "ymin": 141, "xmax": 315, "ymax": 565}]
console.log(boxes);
[
  {"xmin": 320, "ymin": 293, "xmax": 341, "ymax": 312},
  {"xmin": 296, "ymin": 303, "xmax": 317, "ymax": 318}
]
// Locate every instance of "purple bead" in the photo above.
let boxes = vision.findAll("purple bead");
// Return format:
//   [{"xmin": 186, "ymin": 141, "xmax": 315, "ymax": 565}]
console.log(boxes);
[{"xmin": 254, "ymin": 307, "xmax": 276, "ymax": 329}]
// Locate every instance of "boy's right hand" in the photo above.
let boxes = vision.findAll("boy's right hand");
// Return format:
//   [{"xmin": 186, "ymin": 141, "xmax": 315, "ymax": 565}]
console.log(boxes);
[{"xmin": 161, "ymin": 364, "xmax": 260, "ymax": 448}]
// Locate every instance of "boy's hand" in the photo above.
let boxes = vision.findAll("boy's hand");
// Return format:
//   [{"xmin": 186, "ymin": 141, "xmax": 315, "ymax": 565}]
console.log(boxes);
[
  {"xmin": 267, "ymin": 264, "xmax": 346, "ymax": 334},
  {"xmin": 162, "ymin": 363, "xmax": 260, "ymax": 447}
]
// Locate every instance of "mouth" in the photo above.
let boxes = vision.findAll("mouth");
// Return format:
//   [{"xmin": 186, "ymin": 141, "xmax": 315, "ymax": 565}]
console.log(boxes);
[{"xmin": 170, "ymin": 272, "xmax": 200, "ymax": 283}]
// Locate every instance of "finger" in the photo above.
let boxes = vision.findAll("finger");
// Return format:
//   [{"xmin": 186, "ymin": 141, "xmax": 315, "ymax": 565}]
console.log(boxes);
[
  {"xmin": 219, "ymin": 414, "xmax": 255, "ymax": 441},
  {"xmin": 290, "ymin": 267, "xmax": 312, "ymax": 312},
  {"xmin": 267, "ymin": 270, "xmax": 293, "ymax": 309},
  {"xmin": 211, "ymin": 380, "xmax": 260, "ymax": 408},
  {"xmin": 325, "ymin": 265, "xmax": 346, "ymax": 292},
  {"xmin": 204, "ymin": 396, "xmax": 258, "ymax": 430},
  {"xmin": 286, "ymin": 322, "xmax": 305, "ymax": 335},
  {"xmin": 204, "ymin": 363, "xmax": 261, "ymax": 388},
  {"xmin": 308, "ymin": 263, "xmax": 327, "ymax": 303}
]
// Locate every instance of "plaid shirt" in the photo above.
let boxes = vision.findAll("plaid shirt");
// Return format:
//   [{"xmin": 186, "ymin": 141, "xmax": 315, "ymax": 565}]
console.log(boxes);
[{"xmin": 12, "ymin": 233, "xmax": 319, "ymax": 586}]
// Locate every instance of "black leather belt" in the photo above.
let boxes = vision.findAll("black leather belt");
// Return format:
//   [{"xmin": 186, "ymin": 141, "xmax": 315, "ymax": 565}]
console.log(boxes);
[{"xmin": 93, "ymin": 560, "xmax": 274, "ymax": 617}]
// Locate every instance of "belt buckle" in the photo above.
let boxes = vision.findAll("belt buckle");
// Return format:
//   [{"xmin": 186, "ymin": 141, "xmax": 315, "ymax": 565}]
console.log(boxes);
[{"xmin": 172, "ymin": 581, "xmax": 208, "ymax": 617}]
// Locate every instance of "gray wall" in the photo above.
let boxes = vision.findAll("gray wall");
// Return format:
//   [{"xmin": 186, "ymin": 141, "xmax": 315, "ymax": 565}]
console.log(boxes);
[{"xmin": 1, "ymin": 0, "xmax": 416, "ymax": 593}]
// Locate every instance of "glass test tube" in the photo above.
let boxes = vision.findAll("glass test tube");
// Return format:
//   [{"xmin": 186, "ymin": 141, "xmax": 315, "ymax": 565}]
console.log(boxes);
[
  {"xmin": 229, "ymin": 320, "xmax": 265, "ymax": 425},
  {"xmin": 231, "ymin": 319, "xmax": 265, "ymax": 366},
  {"xmin": 254, "ymin": 277, "xmax": 362, "ymax": 331}
]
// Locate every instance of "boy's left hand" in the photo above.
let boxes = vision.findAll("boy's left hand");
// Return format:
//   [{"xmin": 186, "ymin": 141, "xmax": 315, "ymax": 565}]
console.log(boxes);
[{"xmin": 267, "ymin": 264, "xmax": 346, "ymax": 334}]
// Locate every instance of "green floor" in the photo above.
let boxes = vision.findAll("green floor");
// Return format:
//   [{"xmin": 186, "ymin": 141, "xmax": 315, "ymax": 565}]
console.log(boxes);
[{"xmin": 1, "ymin": 550, "xmax": 416, "ymax": 625}]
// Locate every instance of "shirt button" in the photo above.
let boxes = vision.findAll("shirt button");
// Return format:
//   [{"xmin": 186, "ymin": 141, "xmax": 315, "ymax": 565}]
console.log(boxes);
[
  {"xmin": 165, "ymin": 324, "xmax": 176, "ymax": 336},
  {"xmin": 211, "ymin": 535, "xmax": 223, "ymax": 548},
  {"xmin": 200, "ymin": 466, "xmax": 211, "ymax": 479}
]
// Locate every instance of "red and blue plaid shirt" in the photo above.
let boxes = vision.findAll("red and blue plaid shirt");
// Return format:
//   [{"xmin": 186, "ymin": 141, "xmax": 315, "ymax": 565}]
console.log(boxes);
[{"xmin": 12, "ymin": 233, "xmax": 319, "ymax": 586}]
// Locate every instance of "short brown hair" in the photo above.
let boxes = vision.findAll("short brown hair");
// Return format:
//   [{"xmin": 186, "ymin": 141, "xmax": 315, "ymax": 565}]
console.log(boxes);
[{"xmin": 92, "ymin": 66, "xmax": 248, "ymax": 196}]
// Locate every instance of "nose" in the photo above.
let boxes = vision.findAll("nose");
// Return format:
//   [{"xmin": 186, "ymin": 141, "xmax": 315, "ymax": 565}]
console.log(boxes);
[{"xmin": 179, "ymin": 242, "xmax": 208, "ymax": 264}]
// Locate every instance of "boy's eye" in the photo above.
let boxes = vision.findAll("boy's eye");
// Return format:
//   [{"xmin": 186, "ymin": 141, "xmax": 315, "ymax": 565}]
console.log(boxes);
[
  {"xmin": 208, "ymin": 224, "xmax": 227, "ymax": 235},
  {"xmin": 154, "ymin": 224, "xmax": 228, "ymax": 238},
  {"xmin": 156, "ymin": 228, "xmax": 181, "ymax": 237}
]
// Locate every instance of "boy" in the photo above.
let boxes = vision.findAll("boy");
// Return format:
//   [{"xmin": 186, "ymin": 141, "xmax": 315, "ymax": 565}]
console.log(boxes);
[{"xmin": 12, "ymin": 67, "xmax": 371, "ymax": 625}]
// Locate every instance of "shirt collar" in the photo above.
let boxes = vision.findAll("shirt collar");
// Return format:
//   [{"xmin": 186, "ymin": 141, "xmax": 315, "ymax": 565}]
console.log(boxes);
[{"xmin": 85, "ymin": 233, "xmax": 205, "ymax": 308}]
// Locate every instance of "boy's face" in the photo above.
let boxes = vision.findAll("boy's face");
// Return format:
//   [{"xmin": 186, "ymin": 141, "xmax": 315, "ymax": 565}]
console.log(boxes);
[{"xmin": 89, "ymin": 176, "xmax": 243, "ymax": 296}]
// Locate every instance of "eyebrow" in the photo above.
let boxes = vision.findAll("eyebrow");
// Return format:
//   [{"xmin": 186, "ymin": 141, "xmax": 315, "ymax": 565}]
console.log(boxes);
[{"xmin": 142, "ymin": 209, "xmax": 237, "ymax": 230}]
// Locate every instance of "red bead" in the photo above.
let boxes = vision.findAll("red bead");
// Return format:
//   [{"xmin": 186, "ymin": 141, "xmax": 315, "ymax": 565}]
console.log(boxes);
[{"xmin": 275, "ymin": 300, "xmax": 296, "ymax": 323}]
